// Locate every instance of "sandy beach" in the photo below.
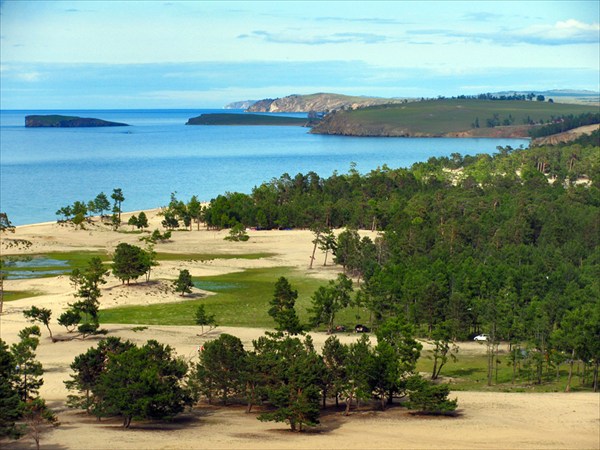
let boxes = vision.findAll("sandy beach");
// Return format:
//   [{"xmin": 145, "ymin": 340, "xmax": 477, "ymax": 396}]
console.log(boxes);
[{"xmin": 1, "ymin": 210, "xmax": 599, "ymax": 449}]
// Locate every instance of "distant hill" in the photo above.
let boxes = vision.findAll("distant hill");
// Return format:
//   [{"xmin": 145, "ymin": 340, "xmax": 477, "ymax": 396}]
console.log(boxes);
[
  {"xmin": 224, "ymin": 100, "xmax": 258, "ymax": 109},
  {"xmin": 310, "ymin": 99, "xmax": 599, "ymax": 137},
  {"xmin": 245, "ymin": 93, "xmax": 407, "ymax": 113},
  {"xmin": 494, "ymin": 89, "xmax": 598, "ymax": 97},
  {"xmin": 25, "ymin": 115, "xmax": 128, "ymax": 128},
  {"xmin": 492, "ymin": 90, "xmax": 599, "ymax": 105}
]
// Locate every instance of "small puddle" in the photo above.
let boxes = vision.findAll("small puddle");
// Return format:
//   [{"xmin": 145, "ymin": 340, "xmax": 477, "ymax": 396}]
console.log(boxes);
[{"xmin": 193, "ymin": 280, "xmax": 240, "ymax": 292}]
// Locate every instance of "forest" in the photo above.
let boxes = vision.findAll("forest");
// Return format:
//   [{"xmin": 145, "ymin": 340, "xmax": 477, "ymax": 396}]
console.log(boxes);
[{"xmin": 191, "ymin": 134, "xmax": 599, "ymax": 390}]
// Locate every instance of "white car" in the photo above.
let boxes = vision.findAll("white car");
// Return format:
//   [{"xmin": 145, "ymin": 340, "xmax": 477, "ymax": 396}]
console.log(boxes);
[{"xmin": 473, "ymin": 334, "xmax": 489, "ymax": 342}]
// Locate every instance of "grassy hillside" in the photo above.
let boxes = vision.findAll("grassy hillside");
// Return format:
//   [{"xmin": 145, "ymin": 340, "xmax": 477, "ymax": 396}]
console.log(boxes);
[{"xmin": 311, "ymin": 99, "xmax": 599, "ymax": 137}]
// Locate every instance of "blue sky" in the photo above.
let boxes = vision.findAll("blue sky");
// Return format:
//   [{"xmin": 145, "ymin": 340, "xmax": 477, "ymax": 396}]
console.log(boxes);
[{"xmin": 1, "ymin": 0, "xmax": 598, "ymax": 109}]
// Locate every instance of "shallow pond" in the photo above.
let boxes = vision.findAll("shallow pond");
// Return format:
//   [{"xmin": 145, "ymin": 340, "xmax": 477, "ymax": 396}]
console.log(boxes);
[
  {"xmin": 193, "ymin": 280, "xmax": 240, "ymax": 292},
  {"xmin": 1, "ymin": 257, "xmax": 71, "ymax": 279}
]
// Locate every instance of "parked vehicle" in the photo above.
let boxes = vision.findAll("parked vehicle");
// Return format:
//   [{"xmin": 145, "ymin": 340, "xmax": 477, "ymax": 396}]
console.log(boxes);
[
  {"xmin": 354, "ymin": 324, "xmax": 370, "ymax": 333},
  {"xmin": 473, "ymin": 334, "xmax": 488, "ymax": 341}
]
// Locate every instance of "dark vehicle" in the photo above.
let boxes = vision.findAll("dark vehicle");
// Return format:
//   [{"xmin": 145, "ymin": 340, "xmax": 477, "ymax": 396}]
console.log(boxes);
[{"xmin": 354, "ymin": 324, "xmax": 370, "ymax": 333}]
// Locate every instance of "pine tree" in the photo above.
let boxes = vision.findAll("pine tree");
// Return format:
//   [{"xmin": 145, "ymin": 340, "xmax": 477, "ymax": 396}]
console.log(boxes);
[
  {"xmin": 0, "ymin": 340, "xmax": 22, "ymax": 439},
  {"xmin": 65, "ymin": 337, "xmax": 134, "ymax": 415},
  {"xmin": 94, "ymin": 340, "xmax": 192, "ymax": 428},
  {"xmin": 322, "ymin": 335, "xmax": 348, "ymax": 407},
  {"xmin": 194, "ymin": 304, "xmax": 217, "ymax": 334},
  {"xmin": 268, "ymin": 277, "xmax": 303, "ymax": 335},
  {"xmin": 173, "ymin": 269, "xmax": 194, "ymax": 296},
  {"xmin": 10, "ymin": 326, "xmax": 44, "ymax": 402},
  {"xmin": 23, "ymin": 306, "xmax": 55, "ymax": 343},
  {"xmin": 191, "ymin": 334, "xmax": 246, "ymax": 405},
  {"xmin": 406, "ymin": 374, "xmax": 457, "ymax": 415},
  {"xmin": 309, "ymin": 274, "xmax": 353, "ymax": 334},
  {"xmin": 257, "ymin": 334, "xmax": 323, "ymax": 431}
]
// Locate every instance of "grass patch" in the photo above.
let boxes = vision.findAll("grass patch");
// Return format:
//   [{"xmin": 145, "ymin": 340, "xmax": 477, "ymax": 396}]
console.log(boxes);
[
  {"xmin": 2, "ymin": 291, "xmax": 43, "ymax": 302},
  {"xmin": 417, "ymin": 349, "xmax": 592, "ymax": 393},
  {"xmin": 99, "ymin": 267, "xmax": 329, "ymax": 327},
  {"xmin": 154, "ymin": 252, "xmax": 275, "ymax": 262}
]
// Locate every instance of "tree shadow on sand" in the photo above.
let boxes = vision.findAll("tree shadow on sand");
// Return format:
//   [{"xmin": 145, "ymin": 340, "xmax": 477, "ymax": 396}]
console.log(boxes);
[{"xmin": 94, "ymin": 409, "xmax": 212, "ymax": 432}]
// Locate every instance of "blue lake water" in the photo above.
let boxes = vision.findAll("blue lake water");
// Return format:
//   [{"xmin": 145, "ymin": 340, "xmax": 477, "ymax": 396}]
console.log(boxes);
[{"xmin": 0, "ymin": 109, "xmax": 529, "ymax": 225}]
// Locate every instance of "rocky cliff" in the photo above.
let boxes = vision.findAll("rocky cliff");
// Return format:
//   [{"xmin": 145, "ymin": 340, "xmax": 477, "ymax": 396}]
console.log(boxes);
[
  {"xmin": 246, "ymin": 93, "xmax": 405, "ymax": 113},
  {"xmin": 25, "ymin": 115, "xmax": 129, "ymax": 128}
]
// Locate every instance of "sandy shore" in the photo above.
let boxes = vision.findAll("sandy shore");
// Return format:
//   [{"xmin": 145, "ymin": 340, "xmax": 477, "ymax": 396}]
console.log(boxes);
[{"xmin": 1, "ymin": 210, "xmax": 599, "ymax": 449}]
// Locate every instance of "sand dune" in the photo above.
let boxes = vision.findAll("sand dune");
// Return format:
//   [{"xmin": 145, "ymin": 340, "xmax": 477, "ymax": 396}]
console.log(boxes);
[{"xmin": 1, "ymin": 211, "xmax": 599, "ymax": 449}]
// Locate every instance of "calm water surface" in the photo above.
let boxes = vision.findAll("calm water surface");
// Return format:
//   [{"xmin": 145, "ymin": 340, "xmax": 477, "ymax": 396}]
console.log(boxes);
[{"xmin": 0, "ymin": 109, "xmax": 529, "ymax": 225}]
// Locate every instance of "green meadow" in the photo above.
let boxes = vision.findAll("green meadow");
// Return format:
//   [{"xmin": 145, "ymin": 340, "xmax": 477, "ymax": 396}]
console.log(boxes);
[{"xmin": 99, "ymin": 267, "xmax": 334, "ymax": 327}]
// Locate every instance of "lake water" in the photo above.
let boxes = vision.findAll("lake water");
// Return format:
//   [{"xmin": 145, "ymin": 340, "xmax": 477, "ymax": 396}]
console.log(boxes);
[{"xmin": 0, "ymin": 109, "xmax": 529, "ymax": 225}]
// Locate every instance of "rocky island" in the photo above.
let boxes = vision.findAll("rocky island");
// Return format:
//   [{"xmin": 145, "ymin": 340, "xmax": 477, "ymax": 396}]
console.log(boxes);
[
  {"xmin": 186, "ymin": 113, "xmax": 310, "ymax": 126},
  {"xmin": 25, "ymin": 115, "xmax": 129, "ymax": 128}
]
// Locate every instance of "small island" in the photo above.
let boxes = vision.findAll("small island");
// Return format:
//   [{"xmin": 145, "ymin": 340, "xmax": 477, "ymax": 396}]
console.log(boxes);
[
  {"xmin": 25, "ymin": 115, "xmax": 129, "ymax": 128},
  {"xmin": 186, "ymin": 113, "xmax": 309, "ymax": 126}
]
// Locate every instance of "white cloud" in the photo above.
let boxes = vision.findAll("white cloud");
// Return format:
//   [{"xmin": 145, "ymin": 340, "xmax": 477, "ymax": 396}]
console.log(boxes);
[
  {"xmin": 238, "ymin": 30, "xmax": 391, "ymax": 45},
  {"xmin": 17, "ymin": 72, "xmax": 43, "ymax": 82},
  {"xmin": 0, "ymin": 64, "xmax": 44, "ymax": 82},
  {"xmin": 517, "ymin": 19, "xmax": 600, "ymax": 45},
  {"xmin": 410, "ymin": 18, "xmax": 599, "ymax": 46}
]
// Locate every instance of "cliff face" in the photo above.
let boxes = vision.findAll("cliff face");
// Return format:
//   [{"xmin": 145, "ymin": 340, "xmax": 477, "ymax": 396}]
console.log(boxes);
[
  {"xmin": 25, "ymin": 115, "xmax": 129, "ymax": 128},
  {"xmin": 246, "ymin": 93, "xmax": 404, "ymax": 113}
]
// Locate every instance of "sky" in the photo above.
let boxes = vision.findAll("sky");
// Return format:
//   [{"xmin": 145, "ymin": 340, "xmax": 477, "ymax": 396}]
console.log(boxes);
[{"xmin": 1, "ymin": 0, "xmax": 598, "ymax": 109}]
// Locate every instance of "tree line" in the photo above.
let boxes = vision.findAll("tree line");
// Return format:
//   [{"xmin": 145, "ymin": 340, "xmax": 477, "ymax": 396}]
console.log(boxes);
[
  {"xmin": 528, "ymin": 112, "xmax": 600, "ymax": 138},
  {"xmin": 55, "ymin": 188, "xmax": 125, "ymax": 229}
]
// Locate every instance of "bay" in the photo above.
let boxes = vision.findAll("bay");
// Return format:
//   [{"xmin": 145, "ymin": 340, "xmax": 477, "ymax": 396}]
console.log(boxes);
[{"xmin": 0, "ymin": 109, "xmax": 529, "ymax": 225}]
